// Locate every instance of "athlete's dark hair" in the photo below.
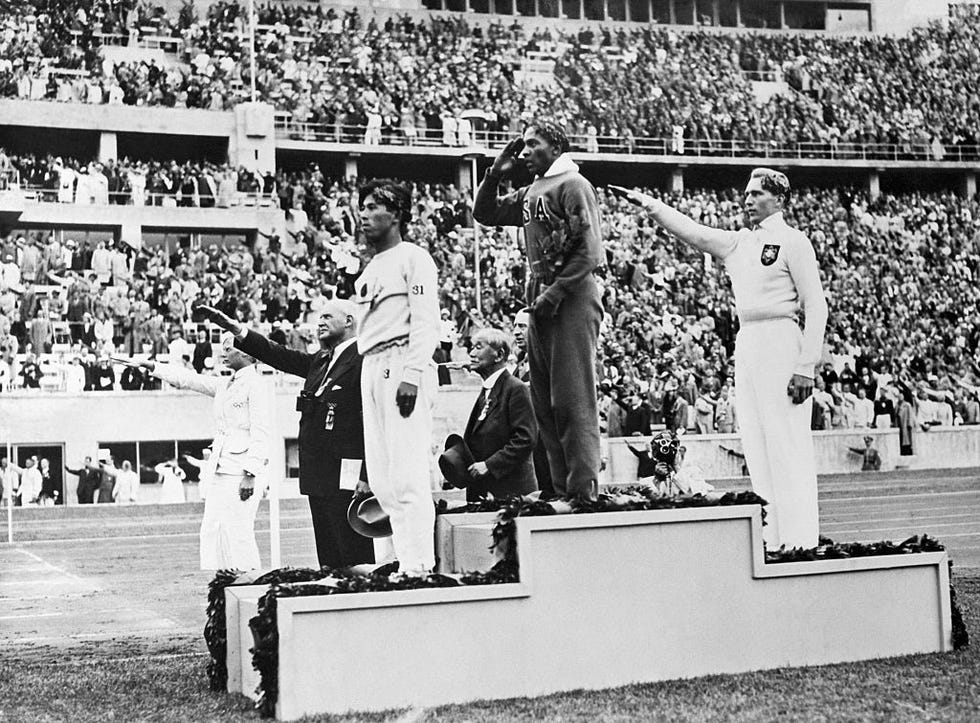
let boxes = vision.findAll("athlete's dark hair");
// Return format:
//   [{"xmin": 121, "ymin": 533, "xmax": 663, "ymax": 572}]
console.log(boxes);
[
  {"xmin": 358, "ymin": 179, "xmax": 413, "ymax": 226},
  {"xmin": 524, "ymin": 120, "xmax": 570, "ymax": 155}
]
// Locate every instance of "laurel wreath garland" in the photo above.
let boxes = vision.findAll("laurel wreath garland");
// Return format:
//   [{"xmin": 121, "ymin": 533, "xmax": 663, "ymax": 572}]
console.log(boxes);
[
  {"xmin": 204, "ymin": 567, "xmax": 329, "ymax": 691},
  {"xmin": 205, "ymin": 488, "xmax": 968, "ymax": 717}
]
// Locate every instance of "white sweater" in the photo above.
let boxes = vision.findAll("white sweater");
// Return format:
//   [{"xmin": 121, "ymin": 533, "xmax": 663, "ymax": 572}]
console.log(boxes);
[{"xmin": 353, "ymin": 242, "xmax": 441, "ymax": 386}]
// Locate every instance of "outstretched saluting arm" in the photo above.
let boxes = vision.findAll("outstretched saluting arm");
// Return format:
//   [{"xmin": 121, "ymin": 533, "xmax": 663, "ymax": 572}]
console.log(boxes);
[
  {"xmin": 609, "ymin": 186, "xmax": 738, "ymax": 259},
  {"xmin": 139, "ymin": 360, "xmax": 221, "ymax": 397},
  {"xmin": 195, "ymin": 303, "xmax": 313, "ymax": 378}
]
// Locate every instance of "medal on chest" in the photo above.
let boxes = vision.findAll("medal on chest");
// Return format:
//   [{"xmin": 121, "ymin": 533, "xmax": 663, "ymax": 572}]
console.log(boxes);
[{"xmin": 324, "ymin": 402, "xmax": 336, "ymax": 431}]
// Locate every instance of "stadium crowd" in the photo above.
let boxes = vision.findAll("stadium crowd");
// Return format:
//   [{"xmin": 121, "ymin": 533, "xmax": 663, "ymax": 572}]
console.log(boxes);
[
  {"xmin": 2, "ymin": 165, "xmax": 979, "ymax": 436},
  {"xmin": 0, "ymin": 150, "xmax": 274, "ymax": 206},
  {"xmin": 1, "ymin": 2, "xmax": 979, "ymax": 155}
]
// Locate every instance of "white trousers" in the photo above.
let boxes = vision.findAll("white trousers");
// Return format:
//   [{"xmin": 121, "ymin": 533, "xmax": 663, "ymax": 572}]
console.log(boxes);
[
  {"xmin": 361, "ymin": 345, "xmax": 437, "ymax": 573},
  {"xmin": 200, "ymin": 473, "xmax": 262, "ymax": 571},
  {"xmin": 735, "ymin": 319, "xmax": 819, "ymax": 550}
]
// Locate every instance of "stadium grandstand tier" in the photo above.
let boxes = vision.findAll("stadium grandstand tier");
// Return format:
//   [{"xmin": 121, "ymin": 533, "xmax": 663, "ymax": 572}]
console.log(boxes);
[
  {"xmin": 1, "ymin": 2, "xmax": 978, "ymax": 441},
  {"xmin": 0, "ymin": 151, "xmax": 278, "ymax": 206},
  {"xmin": 2, "ymin": 170, "xmax": 978, "ymax": 432},
  {"xmin": 1, "ymin": 1, "xmax": 980, "ymax": 157}
]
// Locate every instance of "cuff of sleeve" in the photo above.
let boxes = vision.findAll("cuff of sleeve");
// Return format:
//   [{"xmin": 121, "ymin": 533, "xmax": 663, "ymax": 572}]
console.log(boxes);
[
  {"xmin": 485, "ymin": 455, "xmax": 503, "ymax": 479},
  {"xmin": 793, "ymin": 365, "xmax": 815, "ymax": 378},
  {"xmin": 402, "ymin": 367, "xmax": 423, "ymax": 386},
  {"xmin": 538, "ymin": 288, "xmax": 565, "ymax": 307}
]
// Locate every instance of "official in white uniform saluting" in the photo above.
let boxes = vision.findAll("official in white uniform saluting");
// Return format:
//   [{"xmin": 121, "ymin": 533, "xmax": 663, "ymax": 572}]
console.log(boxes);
[
  {"xmin": 140, "ymin": 333, "xmax": 272, "ymax": 570},
  {"xmin": 613, "ymin": 169, "xmax": 828, "ymax": 550}
]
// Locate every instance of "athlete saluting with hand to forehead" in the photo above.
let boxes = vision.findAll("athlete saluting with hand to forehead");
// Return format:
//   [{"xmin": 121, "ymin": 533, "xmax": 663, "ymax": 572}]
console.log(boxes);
[{"xmin": 474, "ymin": 122, "xmax": 605, "ymax": 502}]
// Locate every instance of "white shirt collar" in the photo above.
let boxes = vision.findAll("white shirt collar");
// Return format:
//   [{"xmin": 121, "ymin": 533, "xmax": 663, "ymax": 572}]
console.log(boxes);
[
  {"xmin": 542, "ymin": 153, "xmax": 580, "ymax": 179},
  {"xmin": 758, "ymin": 211, "xmax": 785, "ymax": 229},
  {"xmin": 330, "ymin": 337, "xmax": 357, "ymax": 362},
  {"xmin": 231, "ymin": 364, "xmax": 257, "ymax": 382},
  {"xmin": 482, "ymin": 367, "xmax": 507, "ymax": 391}
]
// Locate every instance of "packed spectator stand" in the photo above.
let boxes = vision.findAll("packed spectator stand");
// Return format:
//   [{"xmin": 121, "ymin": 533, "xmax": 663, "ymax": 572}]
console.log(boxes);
[
  {"xmin": 3, "ymin": 155, "xmax": 979, "ymax": 435},
  {"xmin": 1, "ymin": 1, "xmax": 979, "ymax": 443},
  {"xmin": 2, "ymin": 2, "xmax": 980, "ymax": 159},
  {"xmin": 0, "ymin": 151, "xmax": 275, "ymax": 206}
]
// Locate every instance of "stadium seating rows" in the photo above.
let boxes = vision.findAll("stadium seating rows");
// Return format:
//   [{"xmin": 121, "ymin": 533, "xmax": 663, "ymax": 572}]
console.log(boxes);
[
  {"xmin": 2, "ymin": 167, "xmax": 978, "ymax": 430},
  {"xmin": 2, "ymin": 2, "xmax": 979, "ymax": 156}
]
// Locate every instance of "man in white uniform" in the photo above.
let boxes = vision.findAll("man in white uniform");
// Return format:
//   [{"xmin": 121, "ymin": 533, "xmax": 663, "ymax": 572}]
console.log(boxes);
[
  {"xmin": 113, "ymin": 460, "xmax": 139, "ymax": 504},
  {"xmin": 140, "ymin": 334, "xmax": 272, "ymax": 569},
  {"xmin": 613, "ymin": 169, "xmax": 828, "ymax": 550},
  {"xmin": 353, "ymin": 180, "xmax": 441, "ymax": 575}
]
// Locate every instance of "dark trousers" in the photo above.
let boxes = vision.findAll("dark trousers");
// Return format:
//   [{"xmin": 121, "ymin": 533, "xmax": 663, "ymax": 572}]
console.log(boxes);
[
  {"xmin": 308, "ymin": 491, "xmax": 375, "ymax": 569},
  {"xmin": 77, "ymin": 479, "xmax": 97, "ymax": 504},
  {"xmin": 527, "ymin": 275, "xmax": 602, "ymax": 499},
  {"xmin": 532, "ymin": 437, "xmax": 554, "ymax": 498}
]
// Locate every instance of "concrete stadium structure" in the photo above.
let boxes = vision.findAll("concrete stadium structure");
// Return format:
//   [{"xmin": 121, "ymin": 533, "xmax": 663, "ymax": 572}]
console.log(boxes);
[
  {"xmin": 4, "ymin": 386, "xmax": 979, "ymax": 504},
  {"xmin": 2, "ymin": 2, "xmax": 979, "ymax": 496}
]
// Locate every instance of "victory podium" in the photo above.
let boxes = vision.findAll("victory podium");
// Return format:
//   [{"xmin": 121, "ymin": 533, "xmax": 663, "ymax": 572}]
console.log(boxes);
[{"xmin": 224, "ymin": 505, "xmax": 953, "ymax": 720}]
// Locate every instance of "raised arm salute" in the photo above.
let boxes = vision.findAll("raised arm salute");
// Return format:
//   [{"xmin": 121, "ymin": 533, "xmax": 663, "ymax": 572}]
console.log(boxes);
[
  {"xmin": 139, "ymin": 333, "xmax": 272, "ymax": 570},
  {"xmin": 196, "ymin": 301, "xmax": 375, "ymax": 570},
  {"xmin": 614, "ymin": 169, "xmax": 829, "ymax": 550}
]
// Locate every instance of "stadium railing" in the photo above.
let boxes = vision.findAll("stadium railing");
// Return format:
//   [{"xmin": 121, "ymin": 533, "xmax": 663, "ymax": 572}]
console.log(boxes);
[
  {"xmin": 12, "ymin": 185, "xmax": 277, "ymax": 208},
  {"xmin": 275, "ymin": 118, "xmax": 980, "ymax": 162}
]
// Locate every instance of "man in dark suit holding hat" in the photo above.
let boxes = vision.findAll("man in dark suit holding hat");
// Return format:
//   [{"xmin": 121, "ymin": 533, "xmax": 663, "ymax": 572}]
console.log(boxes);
[
  {"xmin": 442, "ymin": 328, "xmax": 537, "ymax": 501},
  {"xmin": 196, "ymin": 299, "xmax": 374, "ymax": 569}
]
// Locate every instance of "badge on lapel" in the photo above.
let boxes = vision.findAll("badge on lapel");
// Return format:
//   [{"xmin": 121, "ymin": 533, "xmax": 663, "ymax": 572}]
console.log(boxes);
[{"xmin": 760, "ymin": 244, "xmax": 781, "ymax": 266}]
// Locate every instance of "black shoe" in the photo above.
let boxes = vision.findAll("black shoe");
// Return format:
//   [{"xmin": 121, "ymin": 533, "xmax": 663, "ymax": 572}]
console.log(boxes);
[{"xmin": 372, "ymin": 560, "xmax": 400, "ymax": 577}]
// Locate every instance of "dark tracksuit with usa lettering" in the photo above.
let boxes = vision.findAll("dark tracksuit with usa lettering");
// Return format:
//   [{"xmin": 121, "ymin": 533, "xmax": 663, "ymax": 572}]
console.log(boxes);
[{"xmin": 474, "ymin": 155, "xmax": 604, "ymax": 499}]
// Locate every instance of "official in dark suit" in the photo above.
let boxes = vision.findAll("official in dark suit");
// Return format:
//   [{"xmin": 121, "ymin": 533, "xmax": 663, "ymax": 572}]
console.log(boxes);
[
  {"xmin": 65, "ymin": 456, "xmax": 100, "ymax": 504},
  {"xmin": 198, "ymin": 300, "xmax": 374, "ymax": 569},
  {"xmin": 461, "ymin": 328, "xmax": 538, "ymax": 501}
]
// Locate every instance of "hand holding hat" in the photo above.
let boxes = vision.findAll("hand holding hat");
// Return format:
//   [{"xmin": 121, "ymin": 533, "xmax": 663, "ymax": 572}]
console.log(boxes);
[
  {"xmin": 439, "ymin": 434, "xmax": 474, "ymax": 489},
  {"xmin": 347, "ymin": 493, "xmax": 392, "ymax": 538}
]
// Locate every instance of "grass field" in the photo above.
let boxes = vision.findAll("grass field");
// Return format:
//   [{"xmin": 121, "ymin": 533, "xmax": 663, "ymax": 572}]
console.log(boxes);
[
  {"xmin": 0, "ymin": 575, "xmax": 980, "ymax": 723},
  {"xmin": 2, "ymin": 471, "xmax": 978, "ymax": 722},
  {"xmin": 1, "ymin": 576, "xmax": 976, "ymax": 722}
]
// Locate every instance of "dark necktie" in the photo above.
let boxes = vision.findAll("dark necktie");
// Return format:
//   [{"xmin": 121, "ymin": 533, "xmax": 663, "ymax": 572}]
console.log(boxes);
[
  {"xmin": 476, "ymin": 388, "xmax": 490, "ymax": 421},
  {"xmin": 314, "ymin": 350, "xmax": 335, "ymax": 396}
]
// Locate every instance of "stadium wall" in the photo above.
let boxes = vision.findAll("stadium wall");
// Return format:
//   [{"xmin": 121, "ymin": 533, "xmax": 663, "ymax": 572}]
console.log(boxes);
[
  {"xmin": 11, "ymin": 202, "xmax": 285, "ymax": 245},
  {"xmin": 0, "ymin": 100, "xmax": 276, "ymax": 174},
  {"xmin": 871, "ymin": 0, "xmax": 955, "ymax": 34},
  {"xmin": 3, "ymin": 389, "xmax": 976, "ymax": 504}
]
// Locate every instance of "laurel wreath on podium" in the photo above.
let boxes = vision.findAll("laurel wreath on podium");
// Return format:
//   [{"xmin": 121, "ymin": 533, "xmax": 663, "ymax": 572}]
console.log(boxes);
[{"xmin": 205, "ymin": 488, "xmax": 968, "ymax": 717}]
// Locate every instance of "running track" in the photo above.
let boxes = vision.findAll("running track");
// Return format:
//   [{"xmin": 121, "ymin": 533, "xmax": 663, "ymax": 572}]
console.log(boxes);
[{"xmin": 2, "ymin": 469, "xmax": 977, "ymax": 652}]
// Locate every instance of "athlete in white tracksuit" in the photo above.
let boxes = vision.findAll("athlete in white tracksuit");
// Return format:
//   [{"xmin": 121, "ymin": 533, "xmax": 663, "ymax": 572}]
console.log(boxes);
[
  {"xmin": 353, "ymin": 180, "xmax": 441, "ymax": 574},
  {"xmin": 614, "ymin": 169, "xmax": 828, "ymax": 550}
]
